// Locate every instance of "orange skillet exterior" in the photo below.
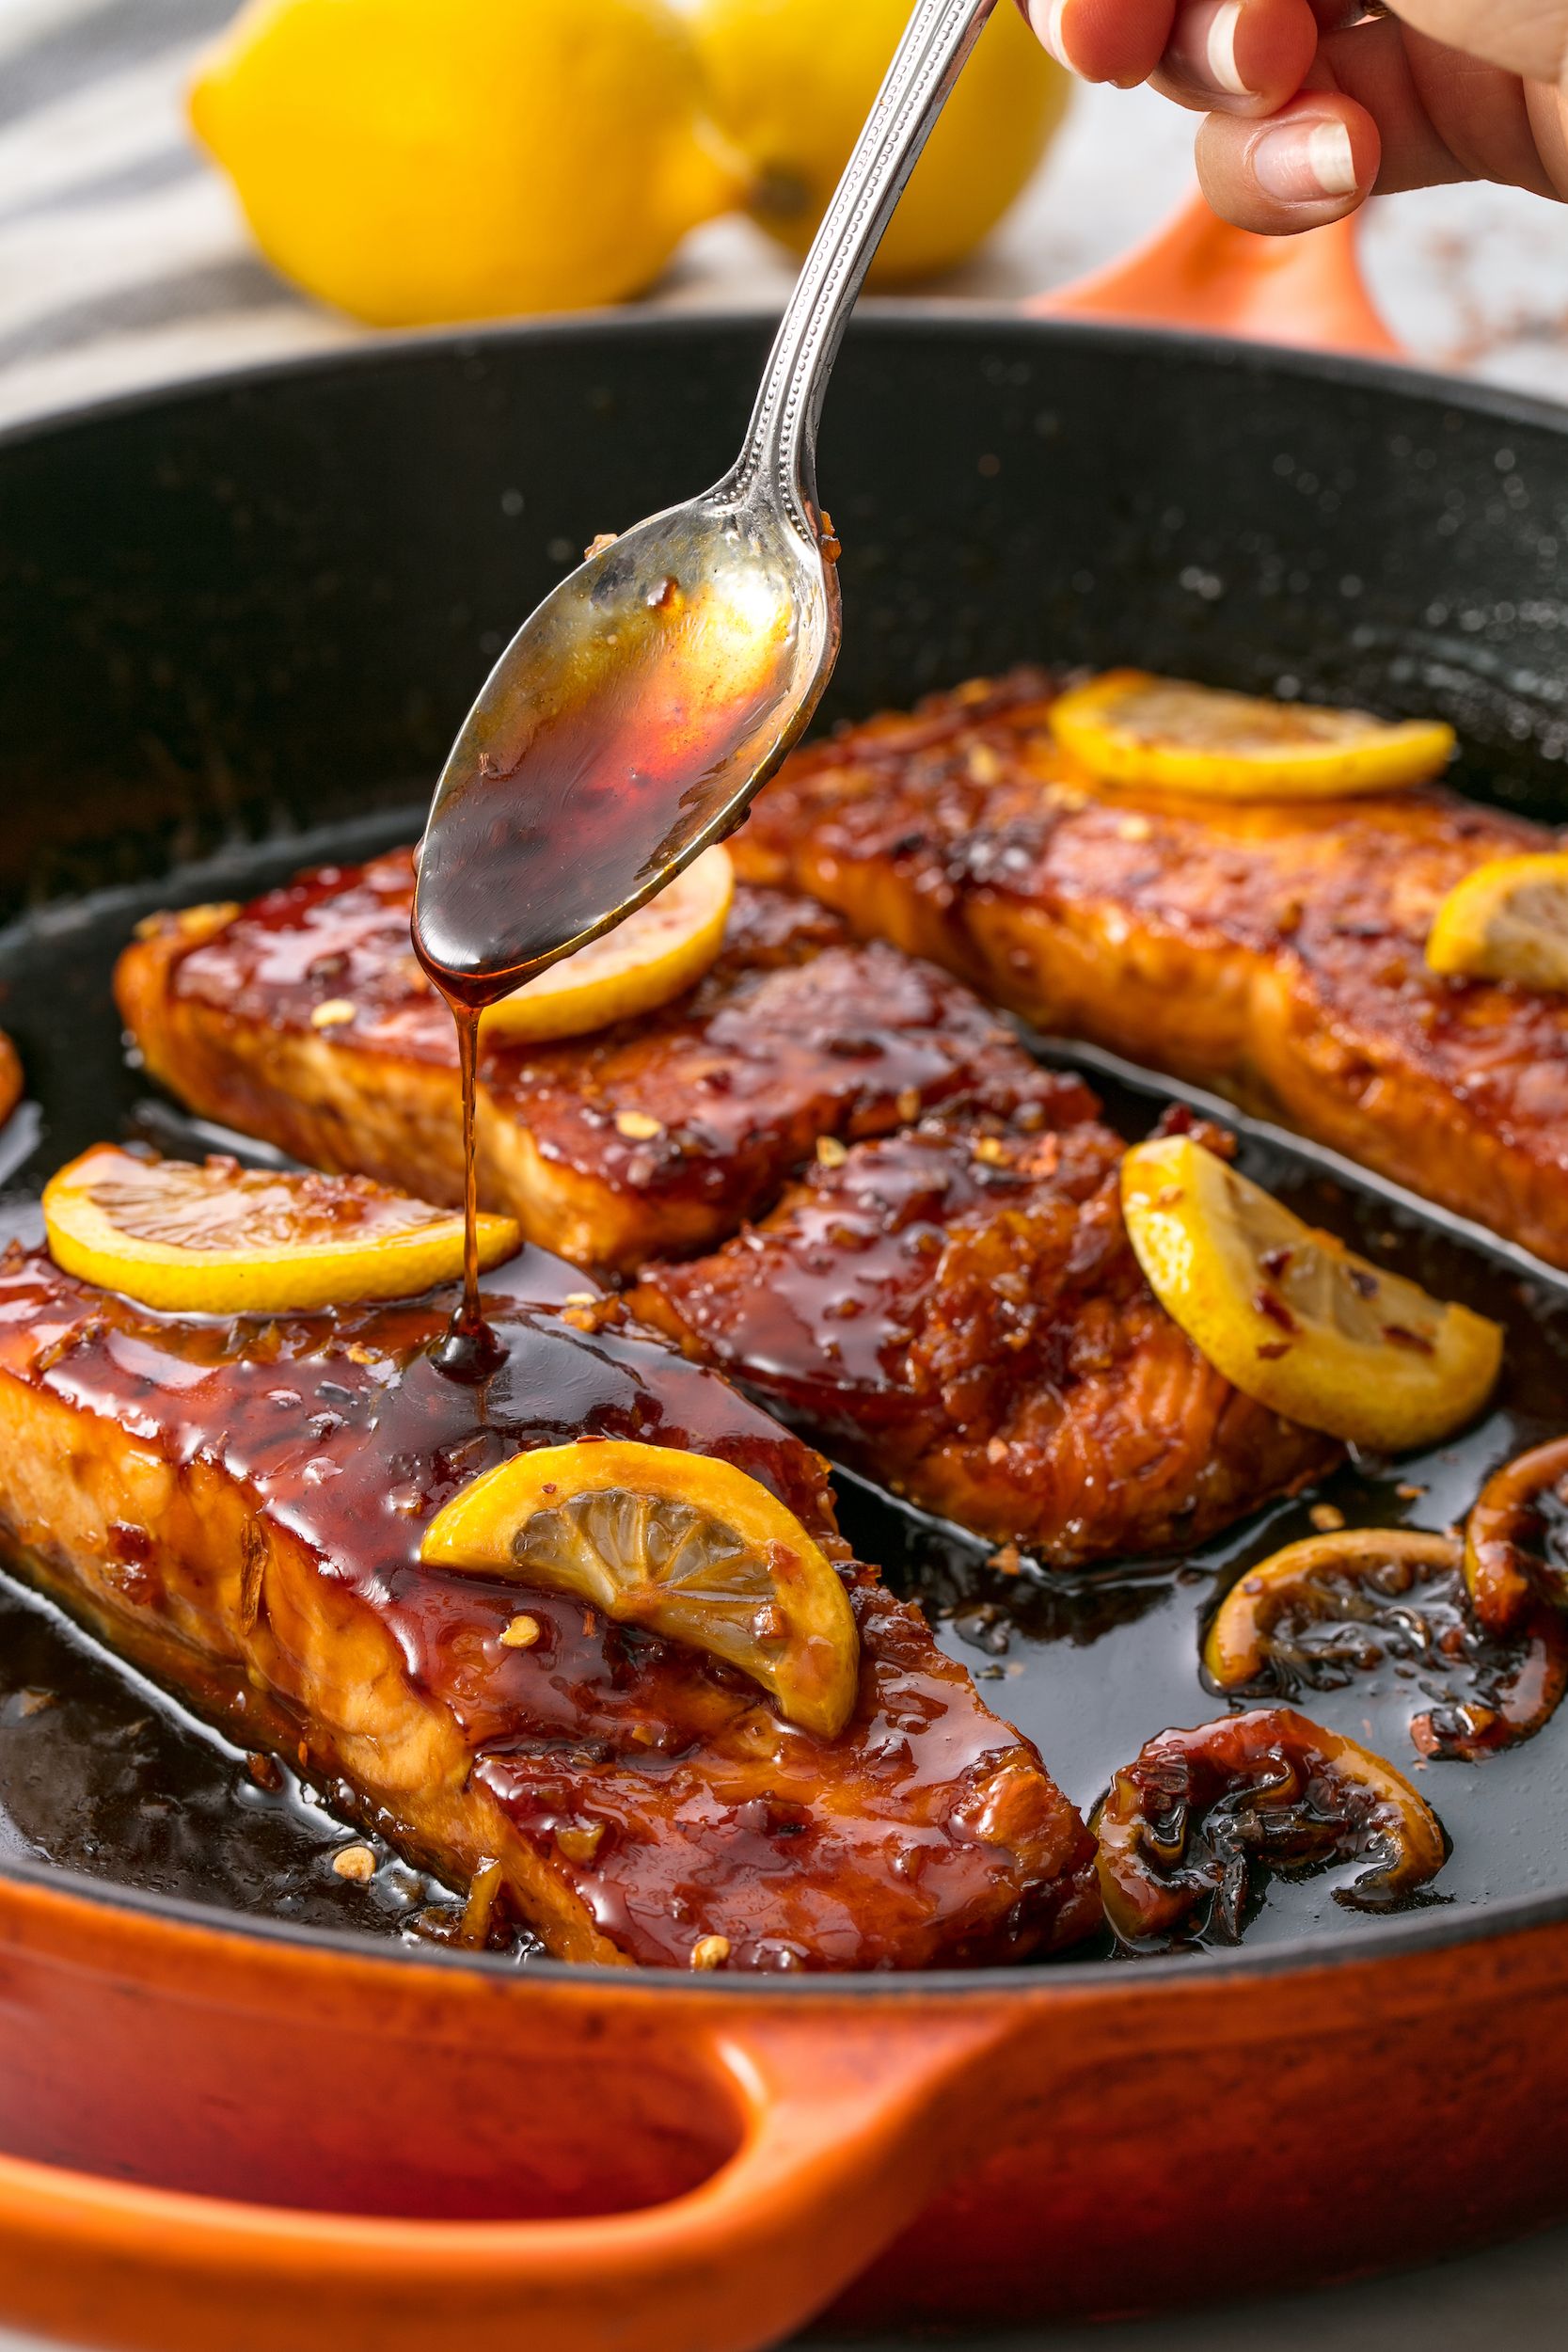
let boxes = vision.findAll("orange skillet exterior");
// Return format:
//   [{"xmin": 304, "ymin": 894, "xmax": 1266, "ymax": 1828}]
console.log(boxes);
[{"xmin": 2, "ymin": 1869, "xmax": 1568, "ymax": 2350}]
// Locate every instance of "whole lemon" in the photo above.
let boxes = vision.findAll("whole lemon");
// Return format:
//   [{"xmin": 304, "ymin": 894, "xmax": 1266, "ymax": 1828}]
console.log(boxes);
[
  {"xmin": 190, "ymin": 0, "xmax": 742, "ymax": 327},
  {"xmin": 692, "ymin": 0, "xmax": 1070, "ymax": 286}
]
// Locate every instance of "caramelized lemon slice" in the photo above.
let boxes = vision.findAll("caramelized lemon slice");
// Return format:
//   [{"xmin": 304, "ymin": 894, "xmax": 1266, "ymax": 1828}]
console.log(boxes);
[
  {"xmin": 1095, "ymin": 1708, "xmax": 1447, "ymax": 1944},
  {"xmin": 43, "ymin": 1146, "xmax": 519, "ymax": 1313},
  {"xmin": 1464, "ymin": 1435, "xmax": 1568, "ymax": 1633},
  {"xmin": 1120, "ymin": 1136, "xmax": 1501, "ymax": 1451},
  {"xmin": 1051, "ymin": 670, "xmax": 1454, "ymax": 801},
  {"xmin": 1204, "ymin": 1528, "xmax": 1464, "ymax": 1691},
  {"xmin": 1425, "ymin": 853, "xmax": 1568, "ymax": 993},
  {"xmin": 481, "ymin": 847, "xmax": 734, "ymax": 1042},
  {"xmin": 420, "ymin": 1438, "xmax": 860, "ymax": 1737}
]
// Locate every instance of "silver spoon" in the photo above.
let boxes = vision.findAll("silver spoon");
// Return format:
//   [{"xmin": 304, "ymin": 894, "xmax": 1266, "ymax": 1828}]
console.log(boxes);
[{"xmin": 412, "ymin": 0, "xmax": 1002, "ymax": 1005}]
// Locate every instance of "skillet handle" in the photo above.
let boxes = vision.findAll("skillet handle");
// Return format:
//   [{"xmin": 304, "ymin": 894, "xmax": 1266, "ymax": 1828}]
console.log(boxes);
[
  {"xmin": 1030, "ymin": 185, "xmax": 1402, "ymax": 358},
  {"xmin": 0, "ymin": 2004, "xmax": 1013, "ymax": 2352}
]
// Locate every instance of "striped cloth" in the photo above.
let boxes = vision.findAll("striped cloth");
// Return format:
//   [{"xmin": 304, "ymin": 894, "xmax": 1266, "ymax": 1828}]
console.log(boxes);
[{"xmin": 7, "ymin": 0, "xmax": 1568, "ymax": 439}]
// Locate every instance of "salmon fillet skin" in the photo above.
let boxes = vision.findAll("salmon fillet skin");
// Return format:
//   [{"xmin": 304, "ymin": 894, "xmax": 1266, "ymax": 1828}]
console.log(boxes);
[
  {"xmin": 735, "ymin": 672, "xmax": 1568, "ymax": 1271},
  {"xmin": 117, "ymin": 862, "xmax": 1081, "ymax": 1274},
  {"xmin": 633, "ymin": 1109, "xmax": 1335, "ymax": 1564},
  {"xmin": 0, "ymin": 1228, "xmax": 1100, "ymax": 1971}
]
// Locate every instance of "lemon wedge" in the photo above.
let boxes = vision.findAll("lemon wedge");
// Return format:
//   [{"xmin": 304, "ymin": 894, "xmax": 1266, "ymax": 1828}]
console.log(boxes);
[
  {"xmin": 1051, "ymin": 670, "xmax": 1455, "ymax": 801},
  {"xmin": 1425, "ymin": 853, "xmax": 1568, "ymax": 992},
  {"xmin": 481, "ymin": 848, "xmax": 735, "ymax": 1043},
  {"xmin": 420, "ymin": 1438, "xmax": 860, "ymax": 1737},
  {"xmin": 1204, "ymin": 1528, "xmax": 1463, "ymax": 1692},
  {"xmin": 1120, "ymin": 1136, "xmax": 1501, "ymax": 1451},
  {"xmin": 43, "ymin": 1146, "xmax": 518, "ymax": 1314}
]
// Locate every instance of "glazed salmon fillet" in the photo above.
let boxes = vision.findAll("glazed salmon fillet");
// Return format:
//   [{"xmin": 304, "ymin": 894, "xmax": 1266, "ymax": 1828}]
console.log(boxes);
[
  {"xmin": 117, "ymin": 861, "xmax": 1061, "ymax": 1274},
  {"xmin": 116, "ymin": 856, "xmax": 1338, "ymax": 1564},
  {"xmin": 735, "ymin": 672, "xmax": 1568, "ymax": 1270},
  {"xmin": 0, "ymin": 1228, "xmax": 1100, "ymax": 1970},
  {"xmin": 634, "ymin": 1110, "xmax": 1334, "ymax": 1564}
]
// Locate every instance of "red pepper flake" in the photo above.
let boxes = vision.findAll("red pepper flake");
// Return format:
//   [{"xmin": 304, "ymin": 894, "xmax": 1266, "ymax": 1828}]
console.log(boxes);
[
  {"xmin": 1384, "ymin": 1323, "xmax": 1435, "ymax": 1355},
  {"xmin": 1256, "ymin": 1340, "xmax": 1291, "ymax": 1360},
  {"xmin": 1259, "ymin": 1247, "xmax": 1293, "ymax": 1279},
  {"xmin": 1253, "ymin": 1285, "xmax": 1299, "ymax": 1334}
]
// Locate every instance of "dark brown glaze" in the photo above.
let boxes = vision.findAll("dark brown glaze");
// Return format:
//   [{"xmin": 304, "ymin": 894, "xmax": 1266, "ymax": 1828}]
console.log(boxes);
[
  {"xmin": 0, "ymin": 1234, "xmax": 1100, "ymax": 1971},
  {"xmin": 118, "ymin": 860, "xmax": 1092, "ymax": 1272},
  {"xmin": 736, "ymin": 672, "xmax": 1568, "ymax": 1269},
  {"xmin": 633, "ymin": 1109, "xmax": 1336, "ymax": 1566}
]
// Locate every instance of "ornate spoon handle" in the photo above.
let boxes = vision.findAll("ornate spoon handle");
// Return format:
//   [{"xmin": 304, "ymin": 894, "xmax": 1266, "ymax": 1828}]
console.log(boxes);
[{"xmin": 730, "ymin": 0, "xmax": 1001, "ymax": 532}]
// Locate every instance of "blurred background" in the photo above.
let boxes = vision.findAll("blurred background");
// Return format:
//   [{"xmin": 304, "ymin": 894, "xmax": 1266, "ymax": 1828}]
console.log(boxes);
[{"xmin": 5, "ymin": 0, "xmax": 1568, "ymax": 438}]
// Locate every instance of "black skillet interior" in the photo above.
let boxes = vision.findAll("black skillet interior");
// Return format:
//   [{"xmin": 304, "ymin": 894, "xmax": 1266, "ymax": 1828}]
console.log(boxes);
[{"xmin": 3, "ymin": 311, "xmax": 1568, "ymax": 1966}]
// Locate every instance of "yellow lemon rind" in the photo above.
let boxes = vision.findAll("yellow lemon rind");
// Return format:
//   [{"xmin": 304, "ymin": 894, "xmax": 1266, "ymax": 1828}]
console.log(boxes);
[
  {"xmin": 1425, "ymin": 852, "xmax": 1568, "ymax": 992},
  {"xmin": 421, "ymin": 1437, "xmax": 859, "ymax": 1738},
  {"xmin": 1120, "ymin": 1136, "xmax": 1501, "ymax": 1453},
  {"xmin": 1052, "ymin": 669, "xmax": 1456, "ymax": 802},
  {"xmin": 480, "ymin": 846, "xmax": 735, "ymax": 1044},
  {"xmin": 43, "ymin": 1148, "xmax": 519, "ymax": 1315}
]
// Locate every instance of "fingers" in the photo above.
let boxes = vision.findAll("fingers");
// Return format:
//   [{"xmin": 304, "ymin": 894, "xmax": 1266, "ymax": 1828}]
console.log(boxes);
[
  {"xmin": 1151, "ymin": 0, "xmax": 1319, "ymax": 112},
  {"xmin": 1195, "ymin": 88, "xmax": 1380, "ymax": 229},
  {"xmin": 1022, "ymin": 0, "xmax": 1180, "ymax": 89},
  {"xmin": 1026, "ymin": 0, "xmax": 1323, "ymax": 111}
]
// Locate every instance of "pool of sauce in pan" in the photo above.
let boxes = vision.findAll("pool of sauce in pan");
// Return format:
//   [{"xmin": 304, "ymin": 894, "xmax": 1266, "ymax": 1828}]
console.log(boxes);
[
  {"xmin": 5, "ymin": 838, "xmax": 1568, "ymax": 1961},
  {"xmin": 0, "ymin": 1567, "xmax": 541, "ymax": 1959}
]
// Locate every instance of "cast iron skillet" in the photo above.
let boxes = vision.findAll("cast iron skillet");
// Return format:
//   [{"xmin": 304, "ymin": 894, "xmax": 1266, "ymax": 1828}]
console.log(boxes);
[{"xmin": 3, "ymin": 312, "xmax": 1568, "ymax": 2352}]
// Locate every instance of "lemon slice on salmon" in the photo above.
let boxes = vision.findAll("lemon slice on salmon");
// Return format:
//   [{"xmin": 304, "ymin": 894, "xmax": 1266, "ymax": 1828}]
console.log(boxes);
[
  {"xmin": 1051, "ymin": 670, "xmax": 1455, "ymax": 801},
  {"xmin": 481, "ymin": 847, "xmax": 734, "ymax": 1042},
  {"xmin": 43, "ymin": 1146, "xmax": 519, "ymax": 1314},
  {"xmin": 1425, "ymin": 853, "xmax": 1568, "ymax": 992},
  {"xmin": 1120, "ymin": 1136, "xmax": 1501, "ymax": 1452},
  {"xmin": 420, "ymin": 1438, "xmax": 860, "ymax": 1737}
]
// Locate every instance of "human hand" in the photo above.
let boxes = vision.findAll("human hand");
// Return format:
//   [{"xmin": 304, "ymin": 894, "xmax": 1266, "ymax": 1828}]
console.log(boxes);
[{"xmin": 1019, "ymin": 2, "xmax": 1568, "ymax": 232}]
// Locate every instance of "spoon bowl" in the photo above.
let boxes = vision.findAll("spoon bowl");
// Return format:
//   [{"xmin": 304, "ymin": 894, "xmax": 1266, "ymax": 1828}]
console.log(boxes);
[{"xmin": 412, "ymin": 483, "xmax": 837, "ymax": 1000}]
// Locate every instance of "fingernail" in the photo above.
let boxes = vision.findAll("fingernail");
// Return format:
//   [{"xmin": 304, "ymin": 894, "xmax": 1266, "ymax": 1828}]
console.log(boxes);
[
  {"xmin": 1028, "ymin": 0, "xmax": 1075, "ymax": 72},
  {"xmin": 1204, "ymin": 3, "xmax": 1249, "ymax": 97},
  {"xmin": 1165, "ymin": 0, "xmax": 1253, "ymax": 100},
  {"xmin": 1253, "ymin": 117, "xmax": 1359, "ymax": 202}
]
